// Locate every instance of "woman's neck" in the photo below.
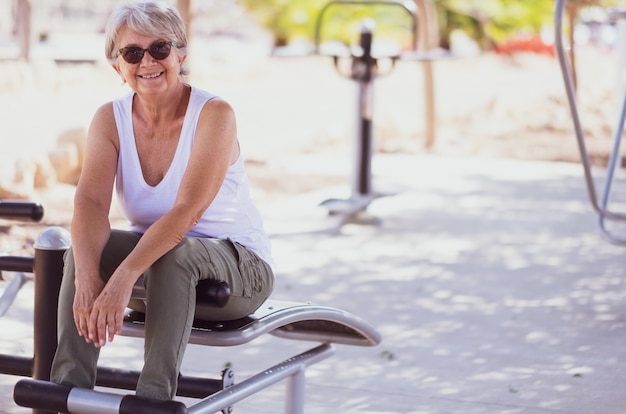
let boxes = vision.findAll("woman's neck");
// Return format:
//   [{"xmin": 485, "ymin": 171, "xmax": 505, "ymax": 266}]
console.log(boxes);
[{"xmin": 133, "ymin": 82, "xmax": 188, "ymax": 125}]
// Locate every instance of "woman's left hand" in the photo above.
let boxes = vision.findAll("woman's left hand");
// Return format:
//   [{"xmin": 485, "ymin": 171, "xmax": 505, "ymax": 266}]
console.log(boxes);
[{"xmin": 87, "ymin": 277, "xmax": 134, "ymax": 347}]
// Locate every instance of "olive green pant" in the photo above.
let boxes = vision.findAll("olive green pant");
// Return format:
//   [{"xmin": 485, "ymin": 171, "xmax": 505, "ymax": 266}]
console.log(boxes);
[{"xmin": 50, "ymin": 229, "xmax": 274, "ymax": 400}]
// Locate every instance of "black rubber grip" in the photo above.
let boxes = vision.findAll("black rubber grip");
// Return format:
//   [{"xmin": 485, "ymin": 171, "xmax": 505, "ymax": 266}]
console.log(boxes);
[
  {"xmin": 13, "ymin": 379, "xmax": 70, "ymax": 411},
  {"xmin": 0, "ymin": 256, "xmax": 34, "ymax": 273},
  {"xmin": 0, "ymin": 354, "xmax": 33, "ymax": 377},
  {"xmin": 120, "ymin": 394, "xmax": 188, "ymax": 414},
  {"xmin": 0, "ymin": 201, "xmax": 44, "ymax": 222},
  {"xmin": 195, "ymin": 279, "xmax": 230, "ymax": 308}
]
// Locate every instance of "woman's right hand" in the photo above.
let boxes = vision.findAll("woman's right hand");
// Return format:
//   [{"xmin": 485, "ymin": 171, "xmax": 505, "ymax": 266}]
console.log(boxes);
[{"xmin": 73, "ymin": 275, "xmax": 105, "ymax": 343}]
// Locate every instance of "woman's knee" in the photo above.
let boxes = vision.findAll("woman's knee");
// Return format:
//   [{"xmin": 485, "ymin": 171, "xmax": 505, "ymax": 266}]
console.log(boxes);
[
  {"xmin": 99, "ymin": 230, "xmax": 141, "ymax": 278},
  {"xmin": 150, "ymin": 237, "xmax": 211, "ymax": 278},
  {"xmin": 145, "ymin": 240, "xmax": 201, "ymax": 291}
]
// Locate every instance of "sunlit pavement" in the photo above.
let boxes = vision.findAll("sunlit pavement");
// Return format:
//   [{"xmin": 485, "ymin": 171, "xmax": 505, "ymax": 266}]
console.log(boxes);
[{"xmin": 1, "ymin": 153, "xmax": 625, "ymax": 413}]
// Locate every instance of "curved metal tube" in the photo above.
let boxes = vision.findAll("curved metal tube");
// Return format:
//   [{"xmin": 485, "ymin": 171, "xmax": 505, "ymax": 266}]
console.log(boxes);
[
  {"xmin": 123, "ymin": 299, "xmax": 382, "ymax": 348},
  {"xmin": 554, "ymin": 0, "xmax": 626, "ymax": 244},
  {"xmin": 314, "ymin": 0, "xmax": 418, "ymax": 54}
]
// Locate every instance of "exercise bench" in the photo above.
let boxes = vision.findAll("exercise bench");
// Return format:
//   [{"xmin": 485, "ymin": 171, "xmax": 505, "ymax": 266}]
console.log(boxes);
[{"xmin": 3, "ymin": 225, "xmax": 381, "ymax": 414}]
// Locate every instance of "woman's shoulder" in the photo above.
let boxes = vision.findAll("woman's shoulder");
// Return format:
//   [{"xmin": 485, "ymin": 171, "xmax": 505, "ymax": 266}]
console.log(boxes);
[
  {"xmin": 91, "ymin": 92, "xmax": 131, "ymax": 136},
  {"xmin": 111, "ymin": 89, "xmax": 135, "ymax": 104},
  {"xmin": 189, "ymin": 85, "xmax": 230, "ymax": 106},
  {"xmin": 86, "ymin": 101, "xmax": 120, "ymax": 150},
  {"xmin": 189, "ymin": 84, "xmax": 215, "ymax": 99},
  {"xmin": 92, "ymin": 101, "xmax": 116, "ymax": 123},
  {"xmin": 188, "ymin": 86, "xmax": 232, "ymax": 117}
]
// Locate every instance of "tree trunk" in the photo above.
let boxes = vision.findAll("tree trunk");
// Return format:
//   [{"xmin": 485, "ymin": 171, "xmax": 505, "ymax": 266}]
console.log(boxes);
[
  {"xmin": 413, "ymin": 0, "xmax": 439, "ymax": 148},
  {"xmin": 177, "ymin": 0, "xmax": 192, "ymax": 42},
  {"xmin": 16, "ymin": 0, "xmax": 32, "ymax": 62}
]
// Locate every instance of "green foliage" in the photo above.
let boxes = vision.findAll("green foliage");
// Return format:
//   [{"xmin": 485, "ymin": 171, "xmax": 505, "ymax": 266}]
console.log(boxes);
[
  {"xmin": 238, "ymin": 0, "xmax": 622, "ymax": 50},
  {"xmin": 448, "ymin": 1, "xmax": 552, "ymax": 33},
  {"xmin": 432, "ymin": 0, "xmax": 557, "ymax": 48},
  {"xmin": 440, "ymin": 0, "xmax": 621, "ymax": 45},
  {"xmin": 238, "ymin": 0, "xmax": 416, "ymax": 48}
]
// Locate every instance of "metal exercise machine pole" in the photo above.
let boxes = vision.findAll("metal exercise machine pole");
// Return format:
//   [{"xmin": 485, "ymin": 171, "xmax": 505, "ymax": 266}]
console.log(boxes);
[
  {"xmin": 554, "ymin": 0, "xmax": 626, "ymax": 245},
  {"xmin": 315, "ymin": 0, "xmax": 418, "ymax": 215},
  {"xmin": 354, "ymin": 20, "xmax": 376, "ymax": 202},
  {"xmin": 32, "ymin": 226, "xmax": 71, "ymax": 414},
  {"xmin": 319, "ymin": 20, "xmax": 379, "ymax": 215}
]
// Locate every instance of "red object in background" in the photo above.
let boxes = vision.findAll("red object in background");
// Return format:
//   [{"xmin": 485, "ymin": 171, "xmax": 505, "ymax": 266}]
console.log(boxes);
[{"xmin": 494, "ymin": 35, "xmax": 555, "ymax": 57}]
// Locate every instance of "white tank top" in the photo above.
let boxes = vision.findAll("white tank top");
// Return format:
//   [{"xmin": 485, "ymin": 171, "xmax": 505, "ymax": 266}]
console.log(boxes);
[{"xmin": 112, "ymin": 86, "xmax": 272, "ymax": 265}]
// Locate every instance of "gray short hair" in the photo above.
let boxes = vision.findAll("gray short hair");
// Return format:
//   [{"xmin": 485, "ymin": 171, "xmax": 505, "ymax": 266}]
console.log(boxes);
[{"xmin": 104, "ymin": 0, "xmax": 189, "ymax": 76}]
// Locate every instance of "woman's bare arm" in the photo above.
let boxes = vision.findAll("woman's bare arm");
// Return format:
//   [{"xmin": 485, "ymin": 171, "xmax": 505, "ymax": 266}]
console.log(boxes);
[{"xmin": 71, "ymin": 102, "xmax": 119, "ymax": 341}]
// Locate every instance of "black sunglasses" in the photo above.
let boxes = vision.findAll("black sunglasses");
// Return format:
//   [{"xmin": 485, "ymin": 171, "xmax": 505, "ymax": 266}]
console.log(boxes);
[{"xmin": 118, "ymin": 40, "xmax": 173, "ymax": 64}]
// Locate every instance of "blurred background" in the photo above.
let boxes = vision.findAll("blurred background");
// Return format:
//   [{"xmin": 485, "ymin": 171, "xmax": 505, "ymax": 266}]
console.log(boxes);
[
  {"xmin": 0, "ymin": 0, "xmax": 625, "ymax": 209},
  {"xmin": 2, "ymin": 1, "xmax": 623, "ymax": 59}
]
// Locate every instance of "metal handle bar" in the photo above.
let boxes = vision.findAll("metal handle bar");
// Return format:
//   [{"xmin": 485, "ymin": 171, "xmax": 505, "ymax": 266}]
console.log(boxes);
[
  {"xmin": 0, "ymin": 201, "xmax": 44, "ymax": 222},
  {"xmin": 0, "ymin": 272, "xmax": 30, "ymax": 317},
  {"xmin": 314, "ymin": 0, "xmax": 418, "ymax": 55},
  {"xmin": 0, "ymin": 256, "xmax": 34, "ymax": 273},
  {"xmin": 608, "ymin": 9, "xmax": 626, "ymax": 21},
  {"xmin": 554, "ymin": 0, "xmax": 626, "ymax": 245}
]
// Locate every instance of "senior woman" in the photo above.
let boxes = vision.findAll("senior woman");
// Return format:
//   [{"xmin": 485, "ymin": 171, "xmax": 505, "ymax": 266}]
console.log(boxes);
[{"xmin": 50, "ymin": 0, "xmax": 274, "ymax": 401}]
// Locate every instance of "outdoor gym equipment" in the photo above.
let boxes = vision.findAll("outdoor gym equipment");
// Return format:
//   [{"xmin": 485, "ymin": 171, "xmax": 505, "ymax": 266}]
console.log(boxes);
[
  {"xmin": 289, "ymin": 0, "xmax": 447, "ymax": 216},
  {"xmin": 0, "ymin": 201, "xmax": 381, "ymax": 414},
  {"xmin": 555, "ymin": 0, "xmax": 626, "ymax": 245},
  {"xmin": 0, "ymin": 201, "xmax": 43, "ymax": 317}
]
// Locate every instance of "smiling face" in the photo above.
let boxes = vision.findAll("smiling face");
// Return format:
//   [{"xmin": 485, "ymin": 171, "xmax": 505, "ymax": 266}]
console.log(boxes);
[{"xmin": 113, "ymin": 26, "xmax": 186, "ymax": 96}]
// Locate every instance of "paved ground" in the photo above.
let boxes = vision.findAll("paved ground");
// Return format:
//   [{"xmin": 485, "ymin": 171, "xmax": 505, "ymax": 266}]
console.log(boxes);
[{"xmin": 0, "ymin": 152, "xmax": 625, "ymax": 413}]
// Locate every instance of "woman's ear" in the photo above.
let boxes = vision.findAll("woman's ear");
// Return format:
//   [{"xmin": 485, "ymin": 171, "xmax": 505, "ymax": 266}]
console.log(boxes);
[
  {"xmin": 112, "ymin": 63, "xmax": 126, "ymax": 83},
  {"xmin": 178, "ymin": 53, "xmax": 187, "ymax": 74}
]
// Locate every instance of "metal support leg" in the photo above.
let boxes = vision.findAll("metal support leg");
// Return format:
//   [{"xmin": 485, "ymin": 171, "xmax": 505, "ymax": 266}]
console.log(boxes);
[
  {"xmin": 32, "ymin": 226, "xmax": 71, "ymax": 414},
  {"xmin": 285, "ymin": 367, "xmax": 306, "ymax": 414}
]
